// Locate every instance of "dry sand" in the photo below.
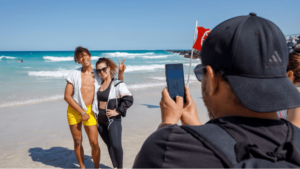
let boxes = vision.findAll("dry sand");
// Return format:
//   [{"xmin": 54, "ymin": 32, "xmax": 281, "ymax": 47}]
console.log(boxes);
[{"xmin": 0, "ymin": 82, "xmax": 209, "ymax": 168}]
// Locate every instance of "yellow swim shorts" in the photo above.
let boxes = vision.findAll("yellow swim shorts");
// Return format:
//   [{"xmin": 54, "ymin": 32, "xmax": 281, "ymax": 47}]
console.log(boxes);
[{"xmin": 67, "ymin": 105, "xmax": 97, "ymax": 126}]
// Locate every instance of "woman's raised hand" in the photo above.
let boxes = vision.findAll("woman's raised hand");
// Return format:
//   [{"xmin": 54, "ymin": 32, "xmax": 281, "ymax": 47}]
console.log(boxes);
[{"xmin": 119, "ymin": 59, "xmax": 126, "ymax": 74}]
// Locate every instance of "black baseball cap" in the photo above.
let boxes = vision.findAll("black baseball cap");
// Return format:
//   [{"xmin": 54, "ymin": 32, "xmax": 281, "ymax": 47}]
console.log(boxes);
[{"xmin": 200, "ymin": 13, "xmax": 300, "ymax": 112}]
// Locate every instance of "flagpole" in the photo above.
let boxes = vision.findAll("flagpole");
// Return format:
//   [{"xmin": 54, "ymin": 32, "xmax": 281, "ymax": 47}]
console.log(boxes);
[{"xmin": 187, "ymin": 21, "xmax": 198, "ymax": 87}]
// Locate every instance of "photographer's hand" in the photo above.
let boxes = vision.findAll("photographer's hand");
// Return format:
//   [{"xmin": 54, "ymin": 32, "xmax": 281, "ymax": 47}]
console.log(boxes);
[
  {"xmin": 158, "ymin": 88, "xmax": 183, "ymax": 129},
  {"xmin": 181, "ymin": 86, "xmax": 202, "ymax": 125}
]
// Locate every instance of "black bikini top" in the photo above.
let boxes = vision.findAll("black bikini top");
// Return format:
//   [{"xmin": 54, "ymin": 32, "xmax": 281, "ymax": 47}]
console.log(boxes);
[{"xmin": 97, "ymin": 80, "xmax": 113, "ymax": 102}]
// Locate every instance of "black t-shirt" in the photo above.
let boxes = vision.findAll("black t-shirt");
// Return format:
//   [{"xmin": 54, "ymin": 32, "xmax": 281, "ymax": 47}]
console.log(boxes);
[{"xmin": 133, "ymin": 116, "xmax": 289, "ymax": 168}]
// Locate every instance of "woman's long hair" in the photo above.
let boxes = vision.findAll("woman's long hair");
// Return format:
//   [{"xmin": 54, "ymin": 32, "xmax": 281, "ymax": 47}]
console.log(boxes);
[
  {"xmin": 95, "ymin": 57, "xmax": 117, "ymax": 78},
  {"xmin": 287, "ymin": 53, "xmax": 300, "ymax": 80}
]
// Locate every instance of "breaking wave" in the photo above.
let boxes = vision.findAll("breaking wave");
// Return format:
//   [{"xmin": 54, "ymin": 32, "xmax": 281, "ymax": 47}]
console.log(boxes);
[
  {"xmin": 126, "ymin": 64, "xmax": 165, "ymax": 72},
  {"xmin": 28, "ymin": 69, "xmax": 72, "ymax": 77},
  {"xmin": 0, "ymin": 95, "xmax": 63, "ymax": 108},
  {"xmin": 104, "ymin": 52, "xmax": 154, "ymax": 57},
  {"xmin": 149, "ymin": 75, "xmax": 198, "ymax": 81},
  {"xmin": 43, "ymin": 52, "xmax": 175, "ymax": 61},
  {"xmin": 184, "ymin": 63, "xmax": 199, "ymax": 66},
  {"xmin": 141, "ymin": 55, "xmax": 169, "ymax": 59},
  {"xmin": 43, "ymin": 56, "xmax": 99, "ymax": 62},
  {"xmin": 0, "ymin": 56, "xmax": 16, "ymax": 60},
  {"xmin": 28, "ymin": 64, "xmax": 165, "ymax": 77},
  {"xmin": 103, "ymin": 52, "xmax": 171, "ymax": 59},
  {"xmin": 127, "ymin": 82, "xmax": 166, "ymax": 89}
]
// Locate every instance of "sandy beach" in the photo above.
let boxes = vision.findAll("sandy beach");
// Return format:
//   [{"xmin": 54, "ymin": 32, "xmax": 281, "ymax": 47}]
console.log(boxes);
[{"xmin": 0, "ymin": 82, "xmax": 209, "ymax": 168}]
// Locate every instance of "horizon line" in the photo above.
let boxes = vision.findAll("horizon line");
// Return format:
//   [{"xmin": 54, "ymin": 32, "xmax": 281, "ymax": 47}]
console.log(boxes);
[{"xmin": 0, "ymin": 49, "xmax": 190, "ymax": 52}]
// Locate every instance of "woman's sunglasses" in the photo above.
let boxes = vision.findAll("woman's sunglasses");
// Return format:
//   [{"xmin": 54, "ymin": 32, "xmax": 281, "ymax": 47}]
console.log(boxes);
[{"xmin": 96, "ymin": 67, "xmax": 108, "ymax": 73}]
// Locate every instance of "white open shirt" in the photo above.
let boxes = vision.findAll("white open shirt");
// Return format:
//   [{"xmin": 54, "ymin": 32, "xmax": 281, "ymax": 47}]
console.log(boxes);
[{"xmin": 66, "ymin": 67, "xmax": 102, "ymax": 115}]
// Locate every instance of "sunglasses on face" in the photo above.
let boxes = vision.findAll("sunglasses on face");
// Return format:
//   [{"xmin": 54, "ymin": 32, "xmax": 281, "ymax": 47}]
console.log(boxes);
[
  {"xmin": 194, "ymin": 64, "xmax": 207, "ymax": 81},
  {"xmin": 96, "ymin": 67, "xmax": 108, "ymax": 74},
  {"xmin": 194, "ymin": 64, "xmax": 227, "ymax": 82}
]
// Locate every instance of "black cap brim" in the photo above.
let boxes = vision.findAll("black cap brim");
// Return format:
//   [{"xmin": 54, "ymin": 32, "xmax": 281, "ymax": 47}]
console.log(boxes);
[{"xmin": 227, "ymin": 75, "xmax": 300, "ymax": 112}]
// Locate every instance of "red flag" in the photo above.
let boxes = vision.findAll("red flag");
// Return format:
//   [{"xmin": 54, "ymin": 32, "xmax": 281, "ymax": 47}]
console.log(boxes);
[{"xmin": 192, "ymin": 27, "xmax": 210, "ymax": 51}]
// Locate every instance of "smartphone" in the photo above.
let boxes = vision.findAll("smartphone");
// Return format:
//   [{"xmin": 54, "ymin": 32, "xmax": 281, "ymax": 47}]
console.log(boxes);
[{"xmin": 165, "ymin": 63, "xmax": 186, "ymax": 103}]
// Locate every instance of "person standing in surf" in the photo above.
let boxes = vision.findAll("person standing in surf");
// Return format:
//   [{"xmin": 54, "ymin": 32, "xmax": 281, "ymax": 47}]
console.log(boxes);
[
  {"xmin": 64, "ymin": 46, "xmax": 126, "ymax": 168},
  {"xmin": 96, "ymin": 57, "xmax": 133, "ymax": 169}
]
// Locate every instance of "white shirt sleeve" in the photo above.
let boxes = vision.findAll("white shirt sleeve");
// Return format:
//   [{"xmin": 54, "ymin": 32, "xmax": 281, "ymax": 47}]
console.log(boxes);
[
  {"xmin": 66, "ymin": 70, "xmax": 76, "ymax": 85},
  {"xmin": 118, "ymin": 82, "xmax": 132, "ymax": 98}
]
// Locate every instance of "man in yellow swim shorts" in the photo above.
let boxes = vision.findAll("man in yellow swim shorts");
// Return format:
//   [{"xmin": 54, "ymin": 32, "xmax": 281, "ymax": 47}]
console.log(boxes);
[
  {"xmin": 67, "ymin": 105, "xmax": 97, "ymax": 126},
  {"xmin": 64, "ymin": 46, "xmax": 126, "ymax": 169}
]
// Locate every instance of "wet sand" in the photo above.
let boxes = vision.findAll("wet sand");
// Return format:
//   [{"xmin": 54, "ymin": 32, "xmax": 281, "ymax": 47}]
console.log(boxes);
[{"xmin": 0, "ymin": 82, "xmax": 209, "ymax": 168}]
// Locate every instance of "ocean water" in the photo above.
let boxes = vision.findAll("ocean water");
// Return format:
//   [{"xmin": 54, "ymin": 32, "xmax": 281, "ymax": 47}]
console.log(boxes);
[{"xmin": 0, "ymin": 50, "xmax": 200, "ymax": 108}]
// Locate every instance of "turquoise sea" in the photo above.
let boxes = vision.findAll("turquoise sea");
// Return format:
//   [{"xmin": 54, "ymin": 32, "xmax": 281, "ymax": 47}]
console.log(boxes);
[{"xmin": 0, "ymin": 50, "xmax": 200, "ymax": 108}]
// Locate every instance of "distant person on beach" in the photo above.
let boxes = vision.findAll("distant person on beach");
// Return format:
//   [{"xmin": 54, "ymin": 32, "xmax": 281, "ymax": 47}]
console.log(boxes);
[
  {"xmin": 133, "ymin": 13, "xmax": 300, "ymax": 168},
  {"xmin": 21, "ymin": 60, "xmax": 23, "ymax": 63},
  {"xmin": 95, "ymin": 57, "xmax": 133, "ymax": 169},
  {"xmin": 18, "ymin": 59, "xmax": 20, "ymax": 62},
  {"xmin": 64, "ymin": 46, "xmax": 126, "ymax": 168}
]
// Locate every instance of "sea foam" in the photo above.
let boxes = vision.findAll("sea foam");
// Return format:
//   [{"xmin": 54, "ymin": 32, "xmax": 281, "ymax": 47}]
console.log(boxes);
[
  {"xmin": 126, "ymin": 77, "xmax": 198, "ymax": 90},
  {"xmin": 0, "ymin": 95, "xmax": 63, "ymax": 108},
  {"xmin": 43, "ymin": 52, "xmax": 172, "ymax": 61},
  {"xmin": 43, "ymin": 56, "xmax": 99, "ymax": 62},
  {"xmin": 103, "ymin": 52, "xmax": 171, "ymax": 59},
  {"xmin": 126, "ymin": 64, "xmax": 165, "ymax": 72},
  {"xmin": 184, "ymin": 63, "xmax": 199, "ymax": 66},
  {"xmin": 104, "ymin": 52, "xmax": 154, "ymax": 57},
  {"xmin": 127, "ymin": 82, "xmax": 166, "ymax": 89},
  {"xmin": 149, "ymin": 75, "xmax": 198, "ymax": 81},
  {"xmin": 141, "ymin": 55, "xmax": 170, "ymax": 59},
  {"xmin": 28, "ymin": 64, "xmax": 165, "ymax": 77},
  {"xmin": 28, "ymin": 70, "xmax": 72, "ymax": 77},
  {"xmin": 0, "ymin": 56, "xmax": 16, "ymax": 60}
]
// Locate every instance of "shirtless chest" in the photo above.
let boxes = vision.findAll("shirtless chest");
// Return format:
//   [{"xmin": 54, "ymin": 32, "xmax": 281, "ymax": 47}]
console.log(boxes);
[{"xmin": 80, "ymin": 72, "xmax": 95, "ymax": 105}]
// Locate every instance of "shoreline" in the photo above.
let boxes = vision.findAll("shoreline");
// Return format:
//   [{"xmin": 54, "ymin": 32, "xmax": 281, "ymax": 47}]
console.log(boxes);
[
  {"xmin": 0, "ymin": 83, "xmax": 209, "ymax": 168},
  {"xmin": 0, "ymin": 78, "xmax": 199, "ymax": 109}
]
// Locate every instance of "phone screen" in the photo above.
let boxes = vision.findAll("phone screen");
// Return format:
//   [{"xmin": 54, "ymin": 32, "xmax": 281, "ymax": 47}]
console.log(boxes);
[{"xmin": 165, "ymin": 64, "xmax": 186, "ymax": 103}]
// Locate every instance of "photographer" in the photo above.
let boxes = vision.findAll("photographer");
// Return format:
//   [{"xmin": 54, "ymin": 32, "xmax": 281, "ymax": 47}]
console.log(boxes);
[{"xmin": 133, "ymin": 13, "xmax": 300, "ymax": 168}]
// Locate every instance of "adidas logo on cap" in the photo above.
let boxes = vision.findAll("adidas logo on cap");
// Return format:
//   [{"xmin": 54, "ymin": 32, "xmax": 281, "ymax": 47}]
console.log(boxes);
[{"xmin": 266, "ymin": 51, "xmax": 284, "ymax": 68}]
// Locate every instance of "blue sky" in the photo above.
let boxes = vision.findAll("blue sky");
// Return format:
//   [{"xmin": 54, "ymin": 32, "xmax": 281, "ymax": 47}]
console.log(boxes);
[{"xmin": 1, "ymin": 0, "xmax": 299, "ymax": 51}]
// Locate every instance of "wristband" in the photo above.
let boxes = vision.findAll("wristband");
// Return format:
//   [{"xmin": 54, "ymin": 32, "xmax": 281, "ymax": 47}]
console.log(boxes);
[{"xmin": 81, "ymin": 112, "xmax": 86, "ymax": 115}]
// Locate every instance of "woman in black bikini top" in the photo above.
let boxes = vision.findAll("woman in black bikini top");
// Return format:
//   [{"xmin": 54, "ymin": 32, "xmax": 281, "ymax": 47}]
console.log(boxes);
[{"xmin": 95, "ymin": 57, "xmax": 133, "ymax": 169}]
